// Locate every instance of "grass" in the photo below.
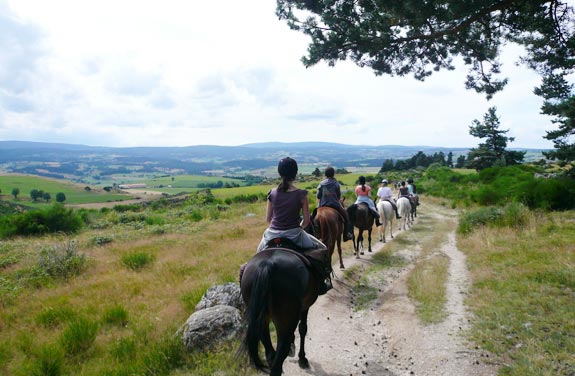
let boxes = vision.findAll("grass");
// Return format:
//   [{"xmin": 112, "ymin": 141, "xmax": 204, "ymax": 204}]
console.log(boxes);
[
  {"xmin": 0, "ymin": 180, "xmax": 573, "ymax": 375},
  {"xmin": 407, "ymin": 254, "xmax": 449, "ymax": 323},
  {"xmin": 459, "ymin": 209, "xmax": 575, "ymax": 375},
  {"xmin": 0, "ymin": 197, "xmax": 266, "ymax": 375}
]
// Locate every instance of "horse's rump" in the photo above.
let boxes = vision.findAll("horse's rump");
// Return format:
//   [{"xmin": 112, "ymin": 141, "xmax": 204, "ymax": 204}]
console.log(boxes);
[{"xmin": 240, "ymin": 248, "xmax": 320, "ymax": 374}]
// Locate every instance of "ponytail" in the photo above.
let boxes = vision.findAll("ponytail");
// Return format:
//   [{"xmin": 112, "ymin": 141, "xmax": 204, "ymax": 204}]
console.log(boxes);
[{"xmin": 278, "ymin": 177, "xmax": 291, "ymax": 192}]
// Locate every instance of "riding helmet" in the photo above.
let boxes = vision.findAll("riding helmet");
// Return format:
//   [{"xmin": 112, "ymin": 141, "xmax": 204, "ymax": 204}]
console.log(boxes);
[
  {"xmin": 381, "ymin": 179, "xmax": 388, "ymax": 184},
  {"xmin": 407, "ymin": 178, "xmax": 414, "ymax": 183},
  {"xmin": 277, "ymin": 157, "xmax": 298, "ymax": 180}
]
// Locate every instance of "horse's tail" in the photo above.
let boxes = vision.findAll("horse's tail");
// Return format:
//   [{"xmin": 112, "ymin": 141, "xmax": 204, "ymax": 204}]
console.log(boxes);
[{"xmin": 244, "ymin": 260, "xmax": 273, "ymax": 372}]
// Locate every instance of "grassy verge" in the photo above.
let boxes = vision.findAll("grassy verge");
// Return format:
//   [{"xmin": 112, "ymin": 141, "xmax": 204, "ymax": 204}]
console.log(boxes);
[
  {"xmin": 459, "ymin": 209, "xmax": 575, "ymax": 375},
  {"xmin": 0, "ymin": 198, "xmax": 266, "ymax": 375}
]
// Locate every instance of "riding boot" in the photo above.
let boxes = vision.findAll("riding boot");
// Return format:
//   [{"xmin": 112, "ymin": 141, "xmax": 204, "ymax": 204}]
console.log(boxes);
[
  {"xmin": 375, "ymin": 218, "xmax": 382, "ymax": 227},
  {"xmin": 395, "ymin": 209, "xmax": 401, "ymax": 220}
]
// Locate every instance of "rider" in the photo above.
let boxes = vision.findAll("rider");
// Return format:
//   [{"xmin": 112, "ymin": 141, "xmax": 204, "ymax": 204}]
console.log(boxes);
[
  {"xmin": 398, "ymin": 180, "xmax": 410, "ymax": 199},
  {"xmin": 377, "ymin": 179, "xmax": 401, "ymax": 219},
  {"xmin": 255, "ymin": 157, "xmax": 332, "ymax": 294},
  {"xmin": 407, "ymin": 178, "xmax": 419, "ymax": 206},
  {"xmin": 316, "ymin": 166, "xmax": 354, "ymax": 242},
  {"xmin": 407, "ymin": 178, "xmax": 417, "ymax": 195},
  {"xmin": 354, "ymin": 176, "xmax": 382, "ymax": 227}
]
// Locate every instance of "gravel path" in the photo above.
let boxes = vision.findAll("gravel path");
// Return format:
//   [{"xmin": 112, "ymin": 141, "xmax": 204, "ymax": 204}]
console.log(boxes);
[{"xmin": 281, "ymin": 205, "xmax": 499, "ymax": 376}]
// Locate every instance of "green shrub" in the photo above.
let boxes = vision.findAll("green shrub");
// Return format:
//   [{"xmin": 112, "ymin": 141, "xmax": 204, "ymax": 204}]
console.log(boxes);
[
  {"xmin": 90, "ymin": 235, "xmax": 114, "ymax": 246},
  {"xmin": 457, "ymin": 207, "xmax": 503, "ymax": 235},
  {"xmin": 188, "ymin": 211, "xmax": 203, "ymax": 222},
  {"xmin": 59, "ymin": 317, "xmax": 98, "ymax": 356},
  {"xmin": 137, "ymin": 334, "xmax": 186, "ymax": 376},
  {"xmin": 501, "ymin": 202, "xmax": 530, "ymax": 229},
  {"xmin": 0, "ymin": 204, "xmax": 84, "ymax": 238},
  {"xmin": 109, "ymin": 336, "xmax": 137, "ymax": 361},
  {"xmin": 145, "ymin": 216, "xmax": 165, "ymax": 226},
  {"xmin": 113, "ymin": 204, "xmax": 142, "ymax": 213},
  {"xmin": 30, "ymin": 344, "xmax": 64, "ymax": 376},
  {"xmin": 121, "ymin": 252, "xmax": 155, "ymax": 270},
  {"xmin": 35, "ymin": 306, "xmax": 76, "ymax": 328},
  {"xmin": 102, "ymin": 305, "xmax": 129, "ymax": 327},
  {"xmin": 37, "ymin": 241, "xmax": 87, "ymax": 280},
  {"xmin": 0, "ymin": 254, "xmax": 18, "ymax": 269}
]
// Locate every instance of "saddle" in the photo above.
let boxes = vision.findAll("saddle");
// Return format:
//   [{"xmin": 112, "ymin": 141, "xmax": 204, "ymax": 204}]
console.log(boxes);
[{"xmin": 263, "ymin": 238, "xmax": 332, "ymax": 280}]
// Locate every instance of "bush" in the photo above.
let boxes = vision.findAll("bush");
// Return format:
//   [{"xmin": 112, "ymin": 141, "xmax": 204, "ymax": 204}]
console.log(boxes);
[
  {"xmin": 458, "ymin": 207, "xmax": 503, "ymax": 235},
  {"xmin": 60, "ymin": 317, "xmax": 98, "ymax": 355},
  {"xmin": 37, "ymin": 241, "xmax": 87, "ymax": 280},
  {"xmin": 501, "ymin": 202, "xmax": 531, "ymax": 229},
  {"xmin": 102, "ymin": 305, "xmax": 129, "ymax": 327},
  {"xmin": 121, "ymin": 252, "xmax": 155, "ymax": 270},
  {"xmin": 31, "ymin": 344, "xmax": 64, "ymax": 376},
  {"xmin": 0, "ymin": 204, "xmax": 84, "ymax": 238}
]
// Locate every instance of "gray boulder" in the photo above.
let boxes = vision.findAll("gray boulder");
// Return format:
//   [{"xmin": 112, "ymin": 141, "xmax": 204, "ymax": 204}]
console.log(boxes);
[
  {"xmin": 195, "ymin": 282, "xmax": 245, "ymax": 312},
  {"xmin": 180, "ymin": 305, "xmax": 243, "ymax": 351}
]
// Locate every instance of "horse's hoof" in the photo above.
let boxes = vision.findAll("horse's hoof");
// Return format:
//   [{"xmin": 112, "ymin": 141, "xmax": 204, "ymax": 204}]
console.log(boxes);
[
  {"xmin": 298, "ymin": 357, "xmax": 310, "ymax": 369},
  {"xmin": 360, "ymin": 252, "xmax": 364, "ymax": 255}
]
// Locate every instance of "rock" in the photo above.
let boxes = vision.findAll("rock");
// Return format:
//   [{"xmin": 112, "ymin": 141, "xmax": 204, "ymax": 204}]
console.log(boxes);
[
  {"xmin": 180, "ymin": 305, "xmax": 243, "ymax": 351},
  {"xmin": 195, "ymin": 282, "xmax": 245, "ymax": 312}
]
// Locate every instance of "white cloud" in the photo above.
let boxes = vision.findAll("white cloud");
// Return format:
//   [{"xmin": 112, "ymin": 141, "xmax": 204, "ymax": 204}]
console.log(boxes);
[{"xmin": 0, "ymin": 0, "xmax": 557, "ymax": 149}]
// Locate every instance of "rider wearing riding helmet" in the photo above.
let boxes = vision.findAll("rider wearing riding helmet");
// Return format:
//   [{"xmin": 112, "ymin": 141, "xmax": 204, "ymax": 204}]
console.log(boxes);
[
  {"xmin": 255, "ymin": 157, "xmax": 332, "ymax": 293},
  {"xmin": 377, "ymin": 179, "xmax": 401, "ymax": 219},
  {"xmin": 316, "ymin": 166, "xmax": 354, "ymax": 241},
  {"xmin": 354, "ymin": 176, "xmax": 382, "ymax": 227}
]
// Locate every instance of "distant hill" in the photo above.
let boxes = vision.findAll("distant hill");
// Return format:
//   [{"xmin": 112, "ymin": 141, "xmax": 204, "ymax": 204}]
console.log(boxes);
[{"xmin": 0, "ymin": 140, "xmax": 545, "ymax": 182}]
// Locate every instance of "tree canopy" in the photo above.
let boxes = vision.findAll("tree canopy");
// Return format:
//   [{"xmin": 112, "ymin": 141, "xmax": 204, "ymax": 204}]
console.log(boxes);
[
  {"xmin": 466, "ymin": 107, "xmax": 525, "ymax": 170},
  {"xmin": 277, "ymin": 0, "xmax": 575, "ymax": 170}
]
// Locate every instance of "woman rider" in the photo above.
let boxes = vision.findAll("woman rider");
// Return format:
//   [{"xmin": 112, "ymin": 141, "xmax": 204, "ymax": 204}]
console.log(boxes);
[
  {"xmin": 354, "ymin": 176, "xmax": 382, "ymax": 226},
  {"xmin": 255, "ymin": 157, "xmax": 332, "ymax": 294}
]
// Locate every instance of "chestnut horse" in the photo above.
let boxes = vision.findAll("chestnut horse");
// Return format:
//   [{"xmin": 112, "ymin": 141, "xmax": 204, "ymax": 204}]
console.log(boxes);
[
  {"xmin": 313, "ymin": 206, "xmax": 345, "ymax": 269},
  {"xmin": 240, "ymin": 248, "xmax": 321, "ymax": 376}
]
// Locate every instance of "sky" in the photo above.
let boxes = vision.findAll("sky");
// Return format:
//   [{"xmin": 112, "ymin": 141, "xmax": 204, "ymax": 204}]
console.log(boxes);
[{"xmin": 0, "ymin": 0, "xmax": 561, "ymax": 149}]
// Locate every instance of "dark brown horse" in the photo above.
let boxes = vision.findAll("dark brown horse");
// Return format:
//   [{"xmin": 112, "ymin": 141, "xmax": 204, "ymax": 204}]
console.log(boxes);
[
  {"xmin": 346, "ymin": 202, "xmax": 374, "ymax": 257},
  {"xmin": 313, "ymin": 206, "xmax": 345, "ymax": 269},
  {"xmin": 240, "ymin": 248, "xmax": 321, "ymax": 376}
]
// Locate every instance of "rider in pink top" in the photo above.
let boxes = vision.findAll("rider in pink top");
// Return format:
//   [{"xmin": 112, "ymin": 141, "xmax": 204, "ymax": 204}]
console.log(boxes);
[{"xmin": 354, "ymin": 176, "xmax": 382, "ymax": 226}]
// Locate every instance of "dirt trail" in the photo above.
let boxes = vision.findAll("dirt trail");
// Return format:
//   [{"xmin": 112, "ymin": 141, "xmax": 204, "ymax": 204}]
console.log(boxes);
[{"xmin": 281, "ymin": 204, "xmax": 499, "ymax": 376}]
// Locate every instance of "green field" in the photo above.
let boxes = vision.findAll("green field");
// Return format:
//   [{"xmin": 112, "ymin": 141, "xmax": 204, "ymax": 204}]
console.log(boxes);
[{"xmin": 0, "ymin": 175, "xmax": 134, "ymax": 205}]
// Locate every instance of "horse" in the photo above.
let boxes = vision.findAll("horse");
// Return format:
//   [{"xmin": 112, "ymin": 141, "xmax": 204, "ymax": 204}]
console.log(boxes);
[
  {"xmin": 376, "ymin": 200, "xmax": 394, "ymax": 243},
  {"xmin": 397, "ymin": 197, "xmax": 412, "ymax": 231},
  {"xmin": 240, "ymin": 247, "xmax": 321, "ymax": 376},
  {"xmin": 346, "ymin": 202, "xmax": 374, "ymax": 257},
  {"xmin": 313, "ymin": 206, "xmax": 345, "ymax": 269},
  {"xmin": 410, "ymin": 194, "xmax": 419, "ymax": 218}
]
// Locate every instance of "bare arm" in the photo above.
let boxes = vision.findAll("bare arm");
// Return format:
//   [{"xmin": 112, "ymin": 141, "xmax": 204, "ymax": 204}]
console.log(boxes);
[
  {"xmin": 301, "ymin": 196, "xmax": 310, "ymax": 228},
  {"xmin": 265, "ymin": 199, "xmax": 273, "ymax": 223}
]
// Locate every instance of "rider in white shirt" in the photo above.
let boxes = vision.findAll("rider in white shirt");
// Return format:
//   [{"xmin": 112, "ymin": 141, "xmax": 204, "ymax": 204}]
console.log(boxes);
[{"xmin": 376, "ymin": 180, "xmax": 401, "ymax": 219}]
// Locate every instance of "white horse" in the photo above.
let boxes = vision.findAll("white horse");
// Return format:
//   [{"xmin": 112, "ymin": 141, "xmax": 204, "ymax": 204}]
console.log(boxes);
[
  {"xmin": 397, "ymin": 197, "xmax": 412, "ymax": 231},
  {"xmin": 376, "ymin": 200, "xmax": 394, "ymax": 243}
]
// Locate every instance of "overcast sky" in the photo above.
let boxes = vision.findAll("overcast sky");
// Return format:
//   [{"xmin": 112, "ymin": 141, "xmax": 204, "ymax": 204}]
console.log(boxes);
[{"xmin": 0, "ymin": 0, "xmax": 560, "ymax": 149}]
